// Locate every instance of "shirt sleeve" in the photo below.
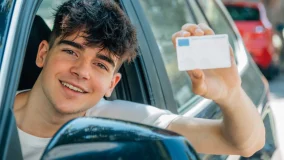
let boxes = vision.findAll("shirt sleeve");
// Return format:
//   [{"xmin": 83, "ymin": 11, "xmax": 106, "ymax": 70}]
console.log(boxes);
[
  {"xmin": 150, "ymin": 113, "xmax": 179, "ymax": 129},
  {"xmin": 86, "ymin": 99, "xmax": 180, "ymax": 129}
]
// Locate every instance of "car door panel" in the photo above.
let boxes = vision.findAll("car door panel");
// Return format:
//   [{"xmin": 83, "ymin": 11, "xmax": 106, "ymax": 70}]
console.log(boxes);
[
  {"xmin": 0, "ymin": 0, "xmax": 43, "ymax": 159},
  {"xmin": 130, "ymin": 0, "xmax": 274, "ymax": 159},
  {"xmin": 121, "ymin": 0, "xmax": 179, "ymax": 113}
]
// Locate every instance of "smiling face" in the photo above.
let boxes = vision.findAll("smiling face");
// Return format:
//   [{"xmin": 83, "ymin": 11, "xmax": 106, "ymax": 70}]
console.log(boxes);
[{"xmin": 35, "ymin": 33, "xmax": 122, "ymax": 115}]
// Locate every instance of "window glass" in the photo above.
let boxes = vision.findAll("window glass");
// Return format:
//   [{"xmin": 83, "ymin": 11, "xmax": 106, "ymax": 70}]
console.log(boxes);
[
  {"xmin": 37, "ymin": 0, "xmax": 67, "ymax": 29},
  {"xmin": 197, "ymin": 0, "xmax": 239, "ymax": 62},
  {"xmin": 188, "ymin": 0, "xmax": 207, "ymax": 24},
  {"xmin": 0, "ymin": 0, "xmax": 14, "ymax": 71},
  {"xmin": 226, "ymin": 5, "xmax": 260, "ymax": 21},
  {"xmin": 139, "ymin": 0, "xmax": 202, "ymax": 112}
]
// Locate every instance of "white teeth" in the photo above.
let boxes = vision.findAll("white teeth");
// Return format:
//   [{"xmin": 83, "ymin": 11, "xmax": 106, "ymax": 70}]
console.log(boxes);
[{"xmin": 61, "ymin": 82, "xmax": 84, "ymax": 93}]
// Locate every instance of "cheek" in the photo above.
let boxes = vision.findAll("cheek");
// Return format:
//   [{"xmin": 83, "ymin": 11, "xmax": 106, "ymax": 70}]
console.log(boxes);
[
  {"xmin": 91, "ymin": 74, "xmax": 113, "ymax": 92},
  {"xmin": 45, "ymin": 56, "xmax": 72, "ymax": 73},
  {"xmin": 53, "ymin": 55, "xmax": 73, "ymax": 67}
]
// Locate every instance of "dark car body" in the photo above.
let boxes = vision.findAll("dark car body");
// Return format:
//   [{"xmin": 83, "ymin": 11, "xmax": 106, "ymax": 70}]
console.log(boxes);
[
  {"xmin": 41, "ymin": 117, "xmax": 200, "ymax": 160},
  {"xmin": 0, "ymin": 0, "xmax": 278, "ymax": 159},
  {"xmin": 224, "ymin": 1, "xmax": 279, "ymax": 79}
]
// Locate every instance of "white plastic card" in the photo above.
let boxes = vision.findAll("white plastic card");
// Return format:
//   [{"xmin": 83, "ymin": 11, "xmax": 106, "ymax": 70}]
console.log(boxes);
[{"xmin": 176, "ymin": 34, "xmax": 231, "ymax": 71}]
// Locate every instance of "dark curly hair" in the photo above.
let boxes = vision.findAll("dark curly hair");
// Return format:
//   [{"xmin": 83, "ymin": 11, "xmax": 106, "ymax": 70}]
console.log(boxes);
[{"xmin": 49, "ymin": 0, "xmax": 138, "ymax": 63}]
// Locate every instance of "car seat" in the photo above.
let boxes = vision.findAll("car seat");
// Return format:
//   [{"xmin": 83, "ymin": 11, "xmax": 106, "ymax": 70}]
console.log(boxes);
[{"xmin": 18, "ymin": 15, "xmax": 51, "ymax": 90}]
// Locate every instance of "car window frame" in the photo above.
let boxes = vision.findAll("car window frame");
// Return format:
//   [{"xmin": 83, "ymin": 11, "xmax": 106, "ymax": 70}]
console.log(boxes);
[
  {"xmin": 123, "ymin": 0, "xmax": 182, "ymax": 113},
  {"xmin": 0, "ymin": 0, "xmax": 14, "ymax": 67},
  {"xmin": 116, "ymin": 0, "xmax": 161, "ymax": 106},
  {"xmin": 0, "ymin": 0, "xmax": 43, "ymax": 159},
  {"xmin": 135, "ymin": 0, "xmax": 214, "ymax": 114}
]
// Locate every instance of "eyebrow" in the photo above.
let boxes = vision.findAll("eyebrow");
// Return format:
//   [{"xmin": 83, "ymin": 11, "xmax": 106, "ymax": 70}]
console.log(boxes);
[
  {"xmin": 58, "ymin": 40, "xmax": 84, "ymax": 50},
  {"xmin": 96, "ymin": 53, "xmax": 115, "ymax": 68},
  {"xmin": 58, "ymin": 40, "xmax": 115, "ymax": 68}
]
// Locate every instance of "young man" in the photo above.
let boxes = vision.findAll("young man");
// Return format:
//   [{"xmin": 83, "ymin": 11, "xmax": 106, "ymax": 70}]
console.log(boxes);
[{"xmin": 14, "ymin": 0, "xmax": 265, "ymax": 159}]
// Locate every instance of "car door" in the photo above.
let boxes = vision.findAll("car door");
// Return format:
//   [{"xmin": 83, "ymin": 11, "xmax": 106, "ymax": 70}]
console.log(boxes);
[
  {"xmin": 0, "ymin": 0, "xmax": 43, "ymax": 159},
  {"xmin": 128, "ymin": 0, "xmax": 222, "ymax": 158},
  {"xmin": 126, "ymin": 0, "xmax": 277, "ymax": 159}
]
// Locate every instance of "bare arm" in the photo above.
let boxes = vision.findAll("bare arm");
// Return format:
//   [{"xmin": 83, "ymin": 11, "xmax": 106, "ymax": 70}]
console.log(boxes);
[
  {"xmin": 167, "ymin": 23, "xmax": 265, "ymax": 157},
  {"xmin": 168, "ymin": 88, "xmax": 265, "ymax": 156}
]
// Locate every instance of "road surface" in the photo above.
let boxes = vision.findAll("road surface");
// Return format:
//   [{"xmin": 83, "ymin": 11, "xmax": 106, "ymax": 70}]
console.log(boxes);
[{"xmin": 269, "ymin": 73, "xmax": 284, "ymax": 160}]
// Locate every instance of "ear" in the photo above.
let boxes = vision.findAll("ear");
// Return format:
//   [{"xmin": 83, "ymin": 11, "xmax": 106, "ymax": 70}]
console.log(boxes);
[
  {"xmin": 36, "ymin": 40, "xmax": 49, "ymax": 68},
  {"xmin": 104, "ymin": 73, "xmax": 122, "ymax": 97}
]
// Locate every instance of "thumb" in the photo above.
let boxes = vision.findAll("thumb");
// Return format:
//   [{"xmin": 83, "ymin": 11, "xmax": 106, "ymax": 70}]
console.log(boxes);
[{"xmin": 188, "ymin": 69, "xmax": 207, "ymax": 96}]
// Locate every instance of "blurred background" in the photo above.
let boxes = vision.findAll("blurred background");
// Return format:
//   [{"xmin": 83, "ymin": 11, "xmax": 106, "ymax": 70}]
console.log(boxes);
[
  {"xmin": 222, "ymin": 0, "xmax": 284, "ymax": 159},
  {"xmin": 222, "ymin": 0, "xmax": 284, "ymax": 75}
]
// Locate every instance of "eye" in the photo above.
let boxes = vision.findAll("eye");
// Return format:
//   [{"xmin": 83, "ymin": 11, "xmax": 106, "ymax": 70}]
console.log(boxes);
[
  {"xmin": 63, "ymin": 49, "xmax": 77, "ymax": 57},
  {"xmin": 96, "ymin": 63, "xmax": 108, "ymax": 71}
]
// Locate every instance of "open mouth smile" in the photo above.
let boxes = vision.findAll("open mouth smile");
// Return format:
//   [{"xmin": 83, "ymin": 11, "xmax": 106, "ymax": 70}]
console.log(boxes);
[{"xmin": 60, "ymin": 81, "xmax": 88, "ymax": 94}]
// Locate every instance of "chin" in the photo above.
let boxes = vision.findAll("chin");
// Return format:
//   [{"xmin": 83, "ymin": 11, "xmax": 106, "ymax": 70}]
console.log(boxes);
[{"xmin": 53, "ymin": 104, "xmax": 86, "ymax": 115}]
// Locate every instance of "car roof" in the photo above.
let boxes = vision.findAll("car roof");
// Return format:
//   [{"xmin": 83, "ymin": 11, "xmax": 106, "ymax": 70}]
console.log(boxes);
[{"xmin": 223, "ymin": 1, "xmax": 261, "ymax": 9}]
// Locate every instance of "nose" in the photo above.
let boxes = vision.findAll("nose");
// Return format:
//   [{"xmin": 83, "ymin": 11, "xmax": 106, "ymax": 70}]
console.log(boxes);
[{"xmin": 70, "ymin": 59, "xmax": 91, "ymax": 80}]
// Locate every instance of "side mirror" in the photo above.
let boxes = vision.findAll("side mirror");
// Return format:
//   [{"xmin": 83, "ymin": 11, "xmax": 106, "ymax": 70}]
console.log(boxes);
[{"xmin": 41, "ymin": 117, "xmax": 200, "ymax": 160}]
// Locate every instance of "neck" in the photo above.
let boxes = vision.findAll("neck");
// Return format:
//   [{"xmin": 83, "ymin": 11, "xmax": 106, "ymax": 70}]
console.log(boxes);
[{"xmin": 15, "ymin": 80, "xmax": 85, "ymax": 138}]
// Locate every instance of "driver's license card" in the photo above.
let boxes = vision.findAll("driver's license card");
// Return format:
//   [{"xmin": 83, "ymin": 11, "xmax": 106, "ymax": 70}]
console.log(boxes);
[{"xmin": 176, "ymin": 34, "xmax": 231, "ymax": 71}]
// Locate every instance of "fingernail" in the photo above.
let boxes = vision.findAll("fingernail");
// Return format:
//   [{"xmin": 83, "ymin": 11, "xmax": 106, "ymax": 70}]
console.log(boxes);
[
  {"xmin": 182, "ymin": 31, "xmax": 188, "ymax": 36},
  {"xmin": 195, "ymin": 28, "xmax": 204, "ymax": 34}
]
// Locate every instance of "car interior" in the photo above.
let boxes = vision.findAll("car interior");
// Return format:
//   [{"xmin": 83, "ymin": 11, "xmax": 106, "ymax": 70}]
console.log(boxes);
[
  {"xmin": 18, "ymin": 15, "xmax": 133, "ymax": 102},
  {"xmin": 18, "ymin": 15, "xmax": 49, "ymax": 91}
]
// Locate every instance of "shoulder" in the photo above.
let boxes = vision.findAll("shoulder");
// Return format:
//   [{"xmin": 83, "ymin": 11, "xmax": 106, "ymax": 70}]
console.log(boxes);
[
  {"xmin": 86, "ymin": 99, "xmax": 168, "ymax": 118},
  {"xmin": 14, "ymin": 90, "xmax": 30, "ymax": 111},
  {"xmin": 86, "ymin": 99, "xmax": 179, "ymax": 129}
]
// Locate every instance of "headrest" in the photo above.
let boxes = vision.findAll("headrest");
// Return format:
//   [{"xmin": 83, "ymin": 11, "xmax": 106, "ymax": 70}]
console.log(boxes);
[{"xmin": 18, "ymin": 15, "xmax": 51, "ymax": 90}]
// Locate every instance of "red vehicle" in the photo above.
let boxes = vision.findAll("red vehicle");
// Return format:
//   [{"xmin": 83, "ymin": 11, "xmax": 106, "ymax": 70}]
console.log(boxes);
[{"xmin": 225, "ymin": 1, "xmax": 279, "ymax": 79}]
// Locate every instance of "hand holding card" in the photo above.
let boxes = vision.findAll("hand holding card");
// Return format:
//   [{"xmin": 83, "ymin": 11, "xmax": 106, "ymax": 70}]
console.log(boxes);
[{"xmin": 172, "ymin": 23, "xmax": 241, "ymax": 102}]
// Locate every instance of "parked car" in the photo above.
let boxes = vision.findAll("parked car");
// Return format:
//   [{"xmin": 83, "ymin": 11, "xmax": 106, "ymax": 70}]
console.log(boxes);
[
  {"xmin": 224, "ymin": 1, "xmax": 279, "ymax": 79},
  {"xmin": 0, "ymin": 0, "xmax": 278, "ymax": 159}
]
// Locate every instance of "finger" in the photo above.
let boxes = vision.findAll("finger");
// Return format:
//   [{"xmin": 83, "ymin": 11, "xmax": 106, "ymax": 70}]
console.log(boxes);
[
  {"xmin": 182, "ymin": 23, "xmax": 199, "ymax": 33},
  {"xmin": 198, "ymin": 23, "xmax": 215, "ymax": 35},
  {"xmin": 193, "ymin": 28, "xmax": 205, "ymax": 36},
  {"xmin": 172, "ymin": 30, "xmax": 191, "ymax": 47},
  {"xmin": 187, "ymin": 69, "xmax": 207, "ymax": 96},
  {"xmin": 229, "ymin": 46, "xmax": 237, "ymax": 66},
  {"xmin": 182, "ymin": 23, "xmax": 205, "ymax": 36}
]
